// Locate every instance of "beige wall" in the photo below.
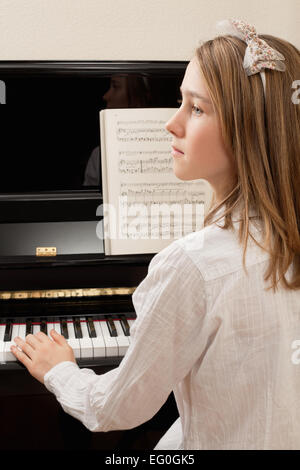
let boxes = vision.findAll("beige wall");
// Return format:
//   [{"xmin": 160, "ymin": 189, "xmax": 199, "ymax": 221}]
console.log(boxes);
[{"xmin": 0, "ymin": 0, "xmax": 298, "ymax": 60}]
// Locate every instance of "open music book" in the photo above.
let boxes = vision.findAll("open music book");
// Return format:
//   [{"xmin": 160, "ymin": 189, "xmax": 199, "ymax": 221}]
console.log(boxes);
[{"xmin": 99, "ymin": 108, "xmax": 212, "ymax": 255}]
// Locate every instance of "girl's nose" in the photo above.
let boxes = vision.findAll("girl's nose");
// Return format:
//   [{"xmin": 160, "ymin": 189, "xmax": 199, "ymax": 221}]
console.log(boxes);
[
  {"xmin": 165, "ymin": 109, "xmax": 184, "ymax": 137},
  {"xmin": 103, "ymin": 86, "xmax": 112, "ymax": 103}
]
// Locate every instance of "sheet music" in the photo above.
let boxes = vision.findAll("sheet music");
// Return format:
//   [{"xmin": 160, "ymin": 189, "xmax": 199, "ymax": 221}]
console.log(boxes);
[{"xmin": 100, "ymin": 108, "xmax": 212, "ymax": 255}]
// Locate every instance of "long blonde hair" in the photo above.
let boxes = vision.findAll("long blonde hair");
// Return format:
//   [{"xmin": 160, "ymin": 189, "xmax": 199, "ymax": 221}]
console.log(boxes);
[{"xmin": 195, "ymin": 33, "xmax": 300, "ymax": 292}]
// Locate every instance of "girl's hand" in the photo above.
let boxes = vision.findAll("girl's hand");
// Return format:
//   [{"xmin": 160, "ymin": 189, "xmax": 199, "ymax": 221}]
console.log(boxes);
[{"xmin": 11, "ymin": 329, "xmax": 76, "ymax": 384}]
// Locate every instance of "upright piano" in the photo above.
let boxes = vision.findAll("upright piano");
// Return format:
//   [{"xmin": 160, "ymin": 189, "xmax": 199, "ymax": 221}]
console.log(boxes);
[{"xmin": 0, "ymin": 60, "xmax": 185, "ymax": 450}]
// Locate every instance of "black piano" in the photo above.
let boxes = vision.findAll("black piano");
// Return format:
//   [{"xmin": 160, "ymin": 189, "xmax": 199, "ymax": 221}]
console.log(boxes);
[{"xmin": 0, "ymin": 60, "xmax": 186, "ymax": 450}]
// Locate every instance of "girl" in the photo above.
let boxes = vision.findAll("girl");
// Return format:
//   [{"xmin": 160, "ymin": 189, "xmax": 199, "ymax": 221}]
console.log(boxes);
[{"xmin": 11, "ymin": 19, "xmax": 300, "ymax": 449}]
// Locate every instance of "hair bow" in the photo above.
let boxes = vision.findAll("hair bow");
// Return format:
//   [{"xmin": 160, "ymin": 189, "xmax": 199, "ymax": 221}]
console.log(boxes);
[{"xmin": 215, "ymin": 18, "xmax": 286, "ymax": 76}]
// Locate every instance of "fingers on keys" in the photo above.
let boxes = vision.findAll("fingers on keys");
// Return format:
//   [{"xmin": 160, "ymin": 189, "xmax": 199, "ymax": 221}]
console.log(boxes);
[
  {"xmin": 49, "ymin": 328, "xmax": 67, "ymax": 345},
  {"xmin": 10, "ymin": 338, "xmax": 33, "ymax": 368},
  {"xmin": 11, "ymin": 331, "xmax": 47, "ymax": 358}
]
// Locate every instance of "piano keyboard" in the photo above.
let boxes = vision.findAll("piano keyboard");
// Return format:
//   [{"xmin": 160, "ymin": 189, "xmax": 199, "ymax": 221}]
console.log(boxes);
[{"xmin": 0, "ymin": 315, "xmax": 135, "ymax": 364}]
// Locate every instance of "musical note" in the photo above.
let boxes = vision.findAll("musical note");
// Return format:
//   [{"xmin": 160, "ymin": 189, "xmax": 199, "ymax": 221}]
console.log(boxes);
[
  {"xmin": 116, "ymin": 119, "xmax": 172, "ymax": 143},
  {"xmin": 119, "ymin": 151, "xmax": 173, "ymax": 174}
]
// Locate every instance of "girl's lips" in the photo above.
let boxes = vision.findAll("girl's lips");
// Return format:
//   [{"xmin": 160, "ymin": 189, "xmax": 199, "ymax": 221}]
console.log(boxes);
[{"xmin": 172, "ymin": 146, "xmax": 184, "ymax": 154}]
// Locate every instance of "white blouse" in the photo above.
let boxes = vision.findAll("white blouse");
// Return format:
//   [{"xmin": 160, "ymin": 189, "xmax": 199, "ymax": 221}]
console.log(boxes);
[{"xmin": 44, "ymin": 206, "xmax": 300, "ymax": 449}]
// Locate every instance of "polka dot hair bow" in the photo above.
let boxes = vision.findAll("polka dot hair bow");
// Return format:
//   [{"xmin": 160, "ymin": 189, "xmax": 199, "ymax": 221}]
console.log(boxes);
[{"xmin": 214, "ymin": 18, "xmax": 286, "ymax": 76}]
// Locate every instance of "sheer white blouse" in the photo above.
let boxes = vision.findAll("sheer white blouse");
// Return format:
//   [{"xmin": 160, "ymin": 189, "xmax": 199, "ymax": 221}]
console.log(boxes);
[{"xmin": 44, "ymin": 206, "xmax": 300, "ymax": 449}]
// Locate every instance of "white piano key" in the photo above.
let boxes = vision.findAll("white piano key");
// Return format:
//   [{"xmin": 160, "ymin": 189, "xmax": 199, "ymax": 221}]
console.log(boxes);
[
  {"xmin": 33, "ymin": 323, "xmax": 41, "ymax": 335},
  {"xmin": 67, "ymin": 320, "xmax": 81, "ymax": 359},
  {"xmin": 4, "ymin": 323, "xmax": 19, "ymax": 362},
  {"xmin": 47, "ymin": 322, "xmax": 54, "ymax": 338},
  {"xmin": 0, "ymin": 323, "xmax": 5, "ymax": 341},
  {"xmin": 114, "ymin": 320, "xmax": 130, "ymax": 356},
  {"xmin": 53, "ymin": 320, "xmax": 61, "ymax": 335},
  {"xmin": 99, "ymin": 320, "xmax": 118, "ymax": 357},
  {"xmin": 79, "ymin": 317, "xmax": 93, "ymax": 358},
  {"xmin": 46, "ymin": 320, "xmax": 62, "ymax": 344},
  {"xmin": 0, "ymin": 323, "xmax": 6, "ymax": 362},
  {"xmin": 18, "ymin": 323, "xmax": 26, "ymax": 341},
  {"xmin": 90, "ymin": 320, "xmax": 106, "ymax": 359}
]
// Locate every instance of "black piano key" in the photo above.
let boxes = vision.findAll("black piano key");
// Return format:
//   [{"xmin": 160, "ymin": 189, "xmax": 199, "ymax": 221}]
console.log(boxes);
[
  {"xmin": 120, "ymin": 315, "xmax": 130, "ymax": 336},
  {"xmin": 106, "ymin": 316, "xmax": 117, "ymax": 337},
  {"xmin": 4, "ymin": 320, "xmax": 13, "ymax": 342},
  {"xmin": 86, "ymin": 317, "xmax": 97, "ymax": 338},
  {"xmin": 26, "ymin": 318, "xmax": 33, "ymax": 336},
  {"xmin": 73, "ymin": 317, "xmax": 83, "ymax": 339},
  {"xmin": 60, "ymin": 318, "xmax": 69, "ymax": 339},
  {"xmin": 40, "ymin": 319, "xmax": 48, "ymax": 335}
]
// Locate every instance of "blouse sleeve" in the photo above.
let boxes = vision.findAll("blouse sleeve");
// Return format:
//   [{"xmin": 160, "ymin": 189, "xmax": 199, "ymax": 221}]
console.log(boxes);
[{"xmin": 44, "ymin": 241, "xmax": 207, "ymax": 432}]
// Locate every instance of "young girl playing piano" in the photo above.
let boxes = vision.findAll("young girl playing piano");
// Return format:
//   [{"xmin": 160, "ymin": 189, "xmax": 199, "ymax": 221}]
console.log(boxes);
[{"xmin": 11, "ymin": 19, "xmax": 300, "ymax": 450}]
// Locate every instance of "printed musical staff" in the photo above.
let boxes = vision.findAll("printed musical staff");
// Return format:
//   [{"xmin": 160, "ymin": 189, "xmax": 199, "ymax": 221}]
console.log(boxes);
[
  {"xmin": 119, "ymin": 182, "xmax": 206, "ymax": 238},
  {"xmin": 119, "ymin": 151, "xmax": 172, "ymax": 174},
  {"xmin": 116, "ymin": 119, "xmax": 172, "ymax": 143}
]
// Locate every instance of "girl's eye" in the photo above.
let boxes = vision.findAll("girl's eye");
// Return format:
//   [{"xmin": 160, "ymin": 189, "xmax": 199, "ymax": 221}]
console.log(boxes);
[
  {"xmin": 177, "ymin": 99, "xmax": 203, "ymax": 116},
  {"xmin": 192, "ymin": 105, "xmax": 203, "ymax": 116}
]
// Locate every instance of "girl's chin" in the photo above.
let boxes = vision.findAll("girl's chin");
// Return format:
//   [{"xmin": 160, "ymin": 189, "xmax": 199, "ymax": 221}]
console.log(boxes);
[
  {"xmin": 173, "ymin": 165, "xmax": 204, "ymax": 181},
  {"xmin": 173, "ymin": 171, "xmax": 195, "ymax": 181}
]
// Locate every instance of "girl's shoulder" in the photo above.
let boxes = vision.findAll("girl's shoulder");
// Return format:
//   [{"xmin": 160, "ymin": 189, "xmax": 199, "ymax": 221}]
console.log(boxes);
[{"xmin": 172, "ymin": 216, "xmax": 268, "ymax": 281}]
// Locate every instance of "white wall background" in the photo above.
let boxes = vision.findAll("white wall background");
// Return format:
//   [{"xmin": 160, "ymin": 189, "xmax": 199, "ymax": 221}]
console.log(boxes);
[{"xmin": 0, "ymin": 0, "xmax": 298, "ymax": 60}]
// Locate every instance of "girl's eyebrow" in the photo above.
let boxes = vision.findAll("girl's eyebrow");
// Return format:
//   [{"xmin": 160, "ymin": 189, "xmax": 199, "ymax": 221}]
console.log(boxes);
[{"xmin": 180, "ymin": 86, "xmax": 212, "ymax": 105}]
